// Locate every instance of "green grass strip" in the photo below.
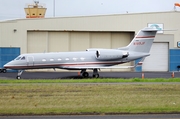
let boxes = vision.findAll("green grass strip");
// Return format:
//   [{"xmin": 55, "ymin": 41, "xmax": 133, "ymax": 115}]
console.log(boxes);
[
  {"xmin": 0, "ymin": 83, "xmax": 180, "ymax": 115},
  {"xmin": 0, "ymin": 78, "xmax": 180, "ymax": 83}
]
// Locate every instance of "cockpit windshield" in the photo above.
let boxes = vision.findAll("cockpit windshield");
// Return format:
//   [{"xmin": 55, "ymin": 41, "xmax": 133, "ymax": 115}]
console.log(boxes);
[
  {"xmin": 21, "ymin": 56, "xmax": 25, "ymax": 60},
  {"xmin": 15, "ymin": 57, "xmax": 21, "ymax": 60},
  {"xmin": 15, "ymin": 56, "xmax": 26, "ymax": 60}
]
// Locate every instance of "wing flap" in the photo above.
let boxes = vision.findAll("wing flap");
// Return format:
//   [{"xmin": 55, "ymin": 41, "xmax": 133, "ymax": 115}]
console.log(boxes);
[{"xmin": 61, "ymin": 57, "xmax": 146, "ymax": 70}]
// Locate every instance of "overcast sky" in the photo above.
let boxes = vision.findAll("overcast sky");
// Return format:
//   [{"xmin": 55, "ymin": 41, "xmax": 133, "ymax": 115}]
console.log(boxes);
[{"xmin": 0, "ymin": 0, "xmax": 180, "ymax": 20}]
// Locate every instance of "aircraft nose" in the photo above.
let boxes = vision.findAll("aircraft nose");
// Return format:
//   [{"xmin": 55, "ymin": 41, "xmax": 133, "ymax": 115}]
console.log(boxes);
[
  {"xmin": 3, "ymin": 63, "xmax": 9, "ymax": 68},
  {"xmin": 3, "ymin": 62, "xmax": 12, "ymax": 69}
]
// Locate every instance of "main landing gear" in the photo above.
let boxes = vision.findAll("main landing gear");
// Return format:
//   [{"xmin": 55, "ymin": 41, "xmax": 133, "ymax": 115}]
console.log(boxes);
[
  {"xmin": 81, "ymin": 69, "xmax": 99, "ymax": 78},
  {"xmin": 0, "ymin": 68, "xmax": 7, "ymax": 73},
  {"xmin": 92, "ymin": 69, "xmax": 99, "ymax": 78},
  {"xmin": 16, "ymin": 70, "xmax": 23, "ymax": 79}
]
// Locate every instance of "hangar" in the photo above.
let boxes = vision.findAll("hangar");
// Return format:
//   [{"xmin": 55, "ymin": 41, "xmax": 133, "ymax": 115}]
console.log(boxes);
[{"xmin": 0, "ymin": 11, "xmax": 180, "ymax": 72}]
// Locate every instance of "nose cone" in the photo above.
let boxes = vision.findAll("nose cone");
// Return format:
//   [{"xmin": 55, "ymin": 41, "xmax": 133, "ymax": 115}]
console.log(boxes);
[
  {"xmin": 4, "ymin": 63, "xmax": 9, "ymax": 69},
  {"xmin": 4, "ymin": 62, "xmax": 13, "ymax": 69}
]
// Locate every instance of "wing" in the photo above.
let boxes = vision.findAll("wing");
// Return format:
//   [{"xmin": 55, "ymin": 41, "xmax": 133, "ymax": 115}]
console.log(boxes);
[
  {"xmin": 61, "ymin": 65, "xmax": 135, "ymax": 70},
  {"xmin": 60, "ymin": 57, "xmax": 145, "ymax": 70}
]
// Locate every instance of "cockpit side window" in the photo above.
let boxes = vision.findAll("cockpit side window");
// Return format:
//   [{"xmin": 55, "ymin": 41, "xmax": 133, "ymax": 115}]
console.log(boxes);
[
  {"xmin": 21, "ymin": 56, "xmax": 25, "ymax": 60},
  {"xmin": 15, "ymin": 57, "xmax": 21, "ymax": 60}
]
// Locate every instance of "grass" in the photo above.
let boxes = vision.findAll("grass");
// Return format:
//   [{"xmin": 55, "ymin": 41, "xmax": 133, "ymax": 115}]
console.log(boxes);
[
  {"xmin": 0, "ymin": 78, "xmax": 180, "ymax": 84},
  {"xmin": 0, "ymin": 83, "xmax": 180, "ymax": 115}
]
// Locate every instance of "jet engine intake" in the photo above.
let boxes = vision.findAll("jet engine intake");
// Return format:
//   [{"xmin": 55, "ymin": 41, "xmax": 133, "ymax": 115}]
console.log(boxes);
[{"xmin": 95, "ymin": 49, "xmax": 128, "ymax": 61}]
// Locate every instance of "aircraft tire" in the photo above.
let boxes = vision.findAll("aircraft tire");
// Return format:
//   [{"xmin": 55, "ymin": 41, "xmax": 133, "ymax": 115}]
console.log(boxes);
[
  {"xmin": 82, "ymin": 72, "xmax": 89, "ymax": 78},
  {"xmin": 2, "ymin": 69, "xmax": 7, "ymax": 73},
  {"xmin": 93, "ymin": 74, "xmax": 99, "ymax": 78},
  {"xmin": 16, "ymin": 76, "xmax": 21, "ymax": 80},
  {"xmin": 0, "ymin": 69, "xmax": 2, "ymax": 73}
]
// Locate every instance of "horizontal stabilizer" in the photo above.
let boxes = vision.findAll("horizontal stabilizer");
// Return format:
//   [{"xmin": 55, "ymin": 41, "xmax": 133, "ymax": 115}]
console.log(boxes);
[
  {"xmin": 160, "ymin": 29, "xmax": 178, "ymax": 31},
  {"xmin": 142, "ymin": 27, "xmax": 178, "ymax": 32},
  {"xmin": 141, "ymin": 27, "xmax": 159, "ymax": 31}
]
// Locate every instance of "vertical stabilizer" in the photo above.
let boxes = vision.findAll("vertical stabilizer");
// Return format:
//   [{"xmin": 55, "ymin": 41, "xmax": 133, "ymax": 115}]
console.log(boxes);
[{"xmin": 126, "ymin": 27, "xmax": 158, "ymax": 53}]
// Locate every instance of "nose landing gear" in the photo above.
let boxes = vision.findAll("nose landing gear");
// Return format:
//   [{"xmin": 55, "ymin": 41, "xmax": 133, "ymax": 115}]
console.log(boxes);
[{"xmin": 16, "ymin": 70, "xmax": 24, "ymax": 79}]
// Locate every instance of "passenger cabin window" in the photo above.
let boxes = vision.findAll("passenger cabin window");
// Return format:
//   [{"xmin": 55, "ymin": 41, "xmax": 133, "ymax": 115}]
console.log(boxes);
[
  {"xmin": 42, "ymin": 59, "xmax": 46, "ymax": 62},
  {"xmin": 80, "ymin": 57, "xmax": 85, "ymax": 61},
  {"xmin": 65, "ymin": 58, "xmax": 69, "ymax": 61},
  {"xmin": 73, "ymin": 58, "xmax": 77, "ymax": 61},
  {"xmin": 50, "ymin": 59, "xmax": 53, "ymax": 61}
]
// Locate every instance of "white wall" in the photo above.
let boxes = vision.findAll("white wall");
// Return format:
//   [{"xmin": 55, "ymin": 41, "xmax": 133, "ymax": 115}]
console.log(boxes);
[{"xmin": 0, "ymin": 11, "xmax": 179, "ymax": 54}]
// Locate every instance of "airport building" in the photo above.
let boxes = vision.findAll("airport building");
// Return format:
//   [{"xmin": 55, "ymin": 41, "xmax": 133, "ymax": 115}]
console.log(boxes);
[{"xmin": 0, "ymin": 6, "xmax": 180, "ymax": 72}]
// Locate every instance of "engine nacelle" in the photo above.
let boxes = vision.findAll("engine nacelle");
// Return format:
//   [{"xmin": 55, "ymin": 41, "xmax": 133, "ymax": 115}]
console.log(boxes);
[{"xmin": 95, "ymin": 49, "xmax": 129, "ymax": 61}]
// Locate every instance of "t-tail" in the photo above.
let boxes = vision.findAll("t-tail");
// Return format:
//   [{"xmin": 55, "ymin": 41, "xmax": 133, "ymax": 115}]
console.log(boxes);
[{"xmin": 126, "ymin": 27, "xmax": 158, "ymax": 53}]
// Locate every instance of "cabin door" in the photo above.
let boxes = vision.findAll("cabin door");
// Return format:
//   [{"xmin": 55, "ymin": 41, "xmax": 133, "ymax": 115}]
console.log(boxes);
[{"xmin": 27, "ymin": 56, "xmax": 34, "ymax": 66}]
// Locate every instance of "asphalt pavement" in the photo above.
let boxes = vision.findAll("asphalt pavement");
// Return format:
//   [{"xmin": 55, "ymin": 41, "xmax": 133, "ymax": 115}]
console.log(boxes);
[
  {"xmin": 0, "ymin": 71, "xmax": 180, "ymax": 79},
  {"xmin": 0, "ymin": 114, "xmax": 180, "ymax": 119},
  {"xmin": 0, "ymin": 71, "xmax": 180, "ymax": 118}
]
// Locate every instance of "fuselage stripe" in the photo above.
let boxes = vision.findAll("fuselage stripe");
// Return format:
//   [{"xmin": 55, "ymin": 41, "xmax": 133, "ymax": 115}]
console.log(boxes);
[
  {"xmin": 4, "ymin": 61, "xmax": 123, "ymax": 69},
  {"xmin": 136, "ymin": 36, "xmax": 155, "ymax": 38}
]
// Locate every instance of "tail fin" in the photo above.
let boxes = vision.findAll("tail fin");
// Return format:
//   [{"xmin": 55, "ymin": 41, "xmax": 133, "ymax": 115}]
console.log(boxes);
[{"xmin": 126, "ymin": 27, "xmax": 158, "ymax": 53}]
